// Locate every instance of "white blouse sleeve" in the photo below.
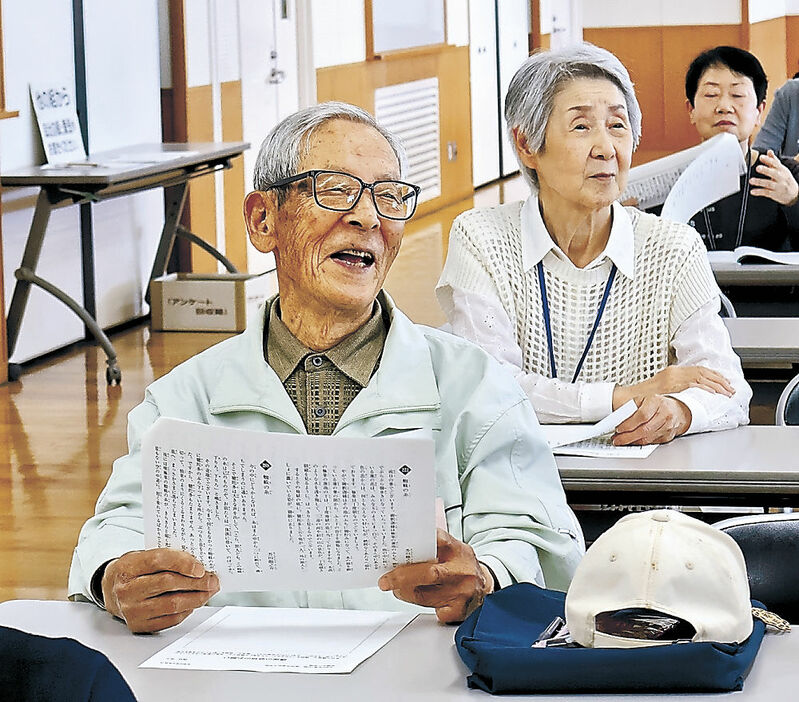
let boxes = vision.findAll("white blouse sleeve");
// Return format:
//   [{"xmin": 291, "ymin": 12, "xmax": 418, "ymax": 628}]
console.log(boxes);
[
  {"xmin": 666, "ymin": 298, "xmax": 751, "ymax": 434},
  {"xmin": 435, "ymin": 284, "xmax": 615, "ymax": 425}
]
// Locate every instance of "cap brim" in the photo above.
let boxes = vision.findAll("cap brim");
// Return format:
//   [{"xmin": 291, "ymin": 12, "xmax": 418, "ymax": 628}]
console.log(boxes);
[{"xmin": 589, "ymin": 631, "xmax": 693, "ymax": 649}]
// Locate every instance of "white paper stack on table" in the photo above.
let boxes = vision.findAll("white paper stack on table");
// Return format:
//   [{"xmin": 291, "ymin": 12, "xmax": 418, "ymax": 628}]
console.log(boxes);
[
  {"xmin": 542, "ymin": 400, "xmax": 657, "ymax": 458},
  {"xmin": 621, "ymin": 132, "xmax": 746, "ymax": 222},
  {"xmin": 141, "ymin": 418, "xmax": 437, "ymax": 592}
]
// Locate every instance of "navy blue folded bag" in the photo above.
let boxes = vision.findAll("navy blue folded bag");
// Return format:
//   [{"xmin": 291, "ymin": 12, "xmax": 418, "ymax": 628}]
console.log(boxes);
[{"xmin": 455, "ymin": 584, "xmax": 766, "ymax": 695}]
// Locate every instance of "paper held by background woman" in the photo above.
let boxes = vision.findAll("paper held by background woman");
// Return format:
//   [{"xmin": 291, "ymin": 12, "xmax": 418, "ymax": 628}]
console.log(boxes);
[{"xmin": 621, "ymin": 132, "xmax": 745, "ymax": 221}]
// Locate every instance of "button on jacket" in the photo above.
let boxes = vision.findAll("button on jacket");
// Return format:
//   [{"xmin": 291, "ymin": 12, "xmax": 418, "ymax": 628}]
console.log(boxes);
[{"xmin": 69, "ymin": 293, "xmax": 582, "ymax": 611}]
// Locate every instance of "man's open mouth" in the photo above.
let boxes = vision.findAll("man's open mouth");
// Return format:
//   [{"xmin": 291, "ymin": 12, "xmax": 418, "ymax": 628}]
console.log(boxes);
[{"xmin": 330, "ymin": 249, "xmax": 375, "ymax": 267}]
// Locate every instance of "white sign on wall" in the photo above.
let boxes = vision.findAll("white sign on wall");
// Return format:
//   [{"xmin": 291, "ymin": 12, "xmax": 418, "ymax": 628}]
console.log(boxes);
[{"xmin": 29, "ymin": 83, "xmax": 86, "ymax": 164}]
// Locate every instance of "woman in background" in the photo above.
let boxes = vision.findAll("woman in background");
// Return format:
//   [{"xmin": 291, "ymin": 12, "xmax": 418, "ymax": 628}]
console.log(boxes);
[
  {"xmin": 436, "ymin": 43, "xmax": 750, "ymax": 446},
  {"xmin": 686, "ymin": 46, "xmax": 799, "ymax": 252}
]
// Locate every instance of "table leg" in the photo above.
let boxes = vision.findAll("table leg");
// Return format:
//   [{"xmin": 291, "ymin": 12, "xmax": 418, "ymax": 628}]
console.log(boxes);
[
  {"xmin": 13, "ymin": 267, "xmax": 120, "ymax": 384},
  {"xmin": 6, "ymin": 189, "xmax": 54, "ymax": 358},
  {"xmin": 175, "ymin": 225, "xmax": 238, "ymax": 273},
  {"xmin": 145, "ymin": 181, "xmax": 188, "ymax": 304}
]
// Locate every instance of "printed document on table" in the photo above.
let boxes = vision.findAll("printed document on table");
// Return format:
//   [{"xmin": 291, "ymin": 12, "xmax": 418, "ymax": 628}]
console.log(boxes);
[
  {"xmin": 660, "ymin": 132, "xmax": 745, "ymax": 223},
  {"xmin": 620, "ymin": 133, "xmax": 743, "ymax": 211},
  {"xmin": 542, "ymin": 401, "xmax": 657, "ymax": 458},
  {"xmin": 140, "ymin": 606, "xmax": 415, "ymax": 674},
  {"xmin": 141, "ymin": 418, "xmax": 436, "ymax": 591}
]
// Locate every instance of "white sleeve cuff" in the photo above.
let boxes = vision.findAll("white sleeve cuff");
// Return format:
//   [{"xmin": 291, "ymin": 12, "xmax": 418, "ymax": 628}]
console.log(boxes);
[
  {"xmin": 665, "ymin": 389, "xmax": 708, "ymax": 435},
  {"xmin": 578, "ymin": 382, "xmax": 616, "ymax": 422}
]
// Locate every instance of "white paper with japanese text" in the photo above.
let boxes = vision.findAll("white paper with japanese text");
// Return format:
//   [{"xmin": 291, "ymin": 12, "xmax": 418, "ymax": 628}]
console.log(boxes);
[
  {"xmin": 660, "ymin": 132, "xmax": 745, "ymax": 223},
  {"xmin": 140, "ymin": 606, "xmax": 415, "ymax": 674},
  {"xmin": 142, "ymin": 418, "xmax": 436, "ymax": 591},
  {"xmin": 542, "ymin": 401, "xmax": 657, "ymax": 458},
  {"xmin": 621, "ymin": 133, "xmax": 743, "ymax": 211}
]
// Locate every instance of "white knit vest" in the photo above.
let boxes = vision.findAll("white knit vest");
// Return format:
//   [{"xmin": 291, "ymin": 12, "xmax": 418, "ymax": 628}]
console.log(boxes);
[{"xmin": 443, "ymin": 202, "xmax": 719, "ymax": 385}]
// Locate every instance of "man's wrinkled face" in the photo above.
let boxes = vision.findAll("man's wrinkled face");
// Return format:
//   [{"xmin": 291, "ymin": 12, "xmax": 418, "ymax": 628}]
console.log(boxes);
[{"xmin": 247, "ymin": 120, "xmax": 404, "ymax": 320}]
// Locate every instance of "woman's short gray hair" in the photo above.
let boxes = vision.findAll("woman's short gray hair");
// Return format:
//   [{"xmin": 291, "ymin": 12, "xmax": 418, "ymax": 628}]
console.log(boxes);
[
  {"xmin": 504, "ymin": 42, "xmax": 642, "ymax": 189},
  {"xmin": 252, "ymin": 101, "xmax": 406, "ymax": 200}
]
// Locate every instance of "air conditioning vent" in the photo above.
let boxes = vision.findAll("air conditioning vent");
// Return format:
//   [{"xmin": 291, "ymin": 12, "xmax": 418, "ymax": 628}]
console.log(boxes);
[{"xmin": 374, "ymin": 77, "xmax": 441, "ymax": 203}]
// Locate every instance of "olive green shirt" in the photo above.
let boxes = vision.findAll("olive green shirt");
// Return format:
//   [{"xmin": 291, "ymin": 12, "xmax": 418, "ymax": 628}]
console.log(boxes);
[{"xmin": 264, "ymin": 296, "xmax": 387, "ymax": 435}]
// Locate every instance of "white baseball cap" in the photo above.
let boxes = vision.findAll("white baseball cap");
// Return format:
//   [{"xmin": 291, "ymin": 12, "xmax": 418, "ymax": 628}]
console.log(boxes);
[{"xmin": 565, "ymin": 509, "xmax": 753, "ymax": 649}]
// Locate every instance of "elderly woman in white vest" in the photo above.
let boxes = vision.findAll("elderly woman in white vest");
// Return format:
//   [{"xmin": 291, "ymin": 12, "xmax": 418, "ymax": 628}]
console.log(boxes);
[{"xmin": 436, "ymin": 43, "xmax": 751, "ymax": 445}]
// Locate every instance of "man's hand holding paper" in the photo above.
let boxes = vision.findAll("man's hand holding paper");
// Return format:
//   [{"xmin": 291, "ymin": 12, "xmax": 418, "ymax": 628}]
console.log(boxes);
[
  {"xmin": 101, "ymin": 548, "xmax": 219, "ymax": 633},
  {"xmin": 378, "ymin": 529, "xmax": 494, "ymax": 624}
]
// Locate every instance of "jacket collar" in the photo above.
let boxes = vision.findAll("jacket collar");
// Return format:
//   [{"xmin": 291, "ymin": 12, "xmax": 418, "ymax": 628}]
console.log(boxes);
[
  {"xmin": 208, "ymin": 291, "xmax": 441, "ymax": 435},
  {"xmin": 520, "ymin": 193, "xmax": 635, "ymax": 279}
]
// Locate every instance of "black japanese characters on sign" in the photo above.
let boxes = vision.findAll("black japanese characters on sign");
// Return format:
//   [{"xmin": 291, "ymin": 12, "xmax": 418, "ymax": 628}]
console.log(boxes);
[{"xmin": 29, "ymin": 83, "xmax": 87, "ymax": 164}]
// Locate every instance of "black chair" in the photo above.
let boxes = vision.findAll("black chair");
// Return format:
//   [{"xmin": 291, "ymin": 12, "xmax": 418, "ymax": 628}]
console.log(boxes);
[
  {"xmin": 714, "ymin": 513, "xmax": 799, "ymax": 623},
  {"xmin": 776, "ymin": 372, "xmax": 799, "ymax": 425}
]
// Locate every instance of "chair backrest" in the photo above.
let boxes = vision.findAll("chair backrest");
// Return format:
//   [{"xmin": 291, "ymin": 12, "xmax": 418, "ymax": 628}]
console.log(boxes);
[
  {"xmin": 714, "ymin": 513, "xmax": 799, "ymax": 623},
  {"xmin": 718, "ymin": 292, "xmax": 736, "ymax": 318},
  {"xmin": 776, "ymin": 373, "xmax": 799, "ymax": 425}
]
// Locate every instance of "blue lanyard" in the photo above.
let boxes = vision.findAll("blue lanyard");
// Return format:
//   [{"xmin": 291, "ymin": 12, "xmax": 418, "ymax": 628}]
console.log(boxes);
[{"xmin": 536, "ymin": 261, "xmax": 617, "ymax": 383}]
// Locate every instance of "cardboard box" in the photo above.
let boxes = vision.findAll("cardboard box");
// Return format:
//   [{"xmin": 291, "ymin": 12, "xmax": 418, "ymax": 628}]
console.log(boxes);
[{"xmin": 150, "ymin": 271, "xmax": 278, "ymax": 332}]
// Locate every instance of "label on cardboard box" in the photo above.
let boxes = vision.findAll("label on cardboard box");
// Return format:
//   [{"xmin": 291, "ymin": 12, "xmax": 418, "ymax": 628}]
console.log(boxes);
[{"xmin": 150, "ymin": 271, "xmax": 277, "ymax": 332}]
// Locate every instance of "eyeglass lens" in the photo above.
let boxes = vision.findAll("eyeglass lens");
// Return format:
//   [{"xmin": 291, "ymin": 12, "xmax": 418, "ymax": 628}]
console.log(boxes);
[{"xmin": 313, "ymin": 171, "xmax": 417, "ymax": 220}]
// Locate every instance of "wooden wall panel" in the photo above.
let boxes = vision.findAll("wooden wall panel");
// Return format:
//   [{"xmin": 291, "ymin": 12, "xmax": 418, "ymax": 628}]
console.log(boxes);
[
  {"xmin": 750, "ymin": 15, "xmax": 788, "ymax": 110},
  {"xmin": 185, "ymin": 84, "xmax": 217, "ymax": 273},
  {"xmin": 316, "ymin": 45, "xmax": 473, "ymax": 218},
  {"xmin": 787, "ymin": 15, "xmax": 799, "ymax": 78},
  {"xmin": 220, "ymin": 80, "xmax": 247, "ymax": 273}
]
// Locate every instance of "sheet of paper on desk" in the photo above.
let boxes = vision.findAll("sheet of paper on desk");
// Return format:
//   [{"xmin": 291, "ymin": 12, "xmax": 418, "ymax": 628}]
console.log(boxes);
[
  {"xmin": 542, "ymin": 401, "xmax": 657, "ymax": 457},
  {"xmin": 552, "ymin": 435, "xmax": 657, "ymax": 458},
  {"xmin": 661, "ymin": 132, "xmax": 745, "ymax": 223},
  {"xmin": 543, "ymin": 400, "xmax": 637, "ymax": 448},
  {"xmin": 141, "ymin": 418, "xmax": 436, "ymax": 591},
  {"xmin": 140, "ymin": 607, "xmax": 415, "ymax": 674}
]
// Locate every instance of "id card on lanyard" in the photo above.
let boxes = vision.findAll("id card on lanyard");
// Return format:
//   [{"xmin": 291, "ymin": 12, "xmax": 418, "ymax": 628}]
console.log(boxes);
[{"xmin": 536, "ymin": 260, "xmax": 617, "ymax": 383}]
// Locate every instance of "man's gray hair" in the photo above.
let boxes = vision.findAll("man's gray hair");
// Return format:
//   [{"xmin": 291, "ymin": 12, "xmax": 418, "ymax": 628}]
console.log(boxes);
[
  {"xmin": 504, "ymin": 42, "xmax": 642, "ymax": 189},
  {"xmin": 252, "ymin": 101, "xmax": 406, "ymax": 198}
]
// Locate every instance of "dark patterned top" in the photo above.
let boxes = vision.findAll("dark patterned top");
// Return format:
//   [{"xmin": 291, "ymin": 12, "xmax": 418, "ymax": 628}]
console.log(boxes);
[{"xmin": 264, "ymin": 296, "xmax": 387, "ymax": 435}]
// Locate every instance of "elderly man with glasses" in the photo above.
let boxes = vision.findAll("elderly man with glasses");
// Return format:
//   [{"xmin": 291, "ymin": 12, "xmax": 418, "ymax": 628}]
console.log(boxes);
[{"xmin": 68, "ymin": 102, "xmax": 582, "ymax": 634}]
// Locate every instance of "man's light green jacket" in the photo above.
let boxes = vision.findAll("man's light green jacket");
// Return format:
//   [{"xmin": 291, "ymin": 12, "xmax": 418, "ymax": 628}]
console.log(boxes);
[{"xmin": 69, "ymin": 294, "xmax": 583, "ymax": 611}]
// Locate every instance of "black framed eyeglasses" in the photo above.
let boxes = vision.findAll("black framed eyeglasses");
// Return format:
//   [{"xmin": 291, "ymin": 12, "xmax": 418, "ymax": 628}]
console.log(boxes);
[{"xmin": 265, "ymin": 169, "xmax": 421, "ymax": 221}]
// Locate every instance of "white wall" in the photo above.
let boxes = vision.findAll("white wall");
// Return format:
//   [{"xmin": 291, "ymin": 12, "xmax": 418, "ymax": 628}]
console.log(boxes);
[
  {"xmin": 310, "ymin": 0, "xmax": 467, "ymax": 68},
  {"xmin": 750, "ymin": 0, "xmax": 788, "ymax": 23},
  {"xmin": 447, "ymin": 0, "xmax": 470, "ymax": 45},
  {"xmin": 581, "ymin": 0, "xmax": 740, "ymax": 27},
  {"xmin": 311, "ymin": 0, "xmax": 365, "ymax": 68},
  {"xmin": 185, "ymin": 0, "xmax": 213, "ymax": 87},
  {"xmin": 788, "ymin": 0, "xmax": 799, "ymax": 14},
  {"xmin": 83, "ymin": 0, "xmax": 163, "ymax": 330}
]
